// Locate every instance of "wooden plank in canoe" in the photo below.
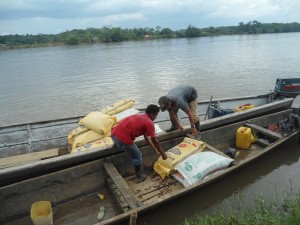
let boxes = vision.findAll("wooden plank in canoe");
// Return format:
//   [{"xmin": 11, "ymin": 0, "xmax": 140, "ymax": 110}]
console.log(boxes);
[
  {"xmin": 291, "ymin": 95, "xmax": 300, "ymax": 109},
  {"xmin": 245, "ymin": 123, "xmax": 283, "ymax": 139},
  {"xmin": 103, "ymin": 161, "xmax": 143, "ymax": 209},
  {"xmin": 254, "ymin": 138, "xmax": 270, "ymax": 147},
  {"xmin": 128, "ymin": 175, "xmax": 182, "ymax": 205},
  {"xmin": 0, "ymin": 148, "xmax": 59, "ymax": 169}
]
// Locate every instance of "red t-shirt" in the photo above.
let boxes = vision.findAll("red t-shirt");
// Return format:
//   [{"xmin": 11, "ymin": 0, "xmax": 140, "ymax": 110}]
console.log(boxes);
[{"xmin": 112, "ymin": 114, "xmax": 156, "ymax": 145}]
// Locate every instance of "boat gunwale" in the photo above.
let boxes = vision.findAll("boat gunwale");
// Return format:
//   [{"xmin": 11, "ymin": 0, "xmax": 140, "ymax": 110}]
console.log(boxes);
[{"xmin": 0, "ymin": 94, "xmax": 273, "ymax": 130}]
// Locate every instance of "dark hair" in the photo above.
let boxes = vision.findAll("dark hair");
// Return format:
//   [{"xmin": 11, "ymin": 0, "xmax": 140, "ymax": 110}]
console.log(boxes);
[
  {"xmin": 158, "ymin": 96, "xmax": 169, "ymax": 112},
  {"xmin": 145, "ymin": 104, "xmax": 160, "ymax": 115}
]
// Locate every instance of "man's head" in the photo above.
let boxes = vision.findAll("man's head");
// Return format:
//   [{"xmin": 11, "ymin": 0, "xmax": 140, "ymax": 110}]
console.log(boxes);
[
  {"xmin": 145, "ymin": 104, "xmax": 160, "ymax": 121},
  {"xmin": 158, "ymin": 96, "xmax": 170, "ymax": 112}
]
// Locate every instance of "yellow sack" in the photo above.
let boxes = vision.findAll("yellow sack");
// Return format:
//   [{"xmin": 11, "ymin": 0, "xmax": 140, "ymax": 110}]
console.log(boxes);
[
  {"xmin": 79, "ymin": 111, "xmax": 117, "ymax": 134},
  {"xmin": 71, "ymin": 130, "xmax": 106, "ymax": 150},
  {"xmin": 71, "ymin": 137, "xmax": 114, "ymax": 154},
  {"xmin": 154, "ymin": 137, "xmax": 206, "ymax": 179},
  {"xmin": 101, "ymin": 99, "xmax": 136, "ymax": 116},
  {"xmin": 68, "ymin": 125, "xmax": 89, "ymax": 145}
]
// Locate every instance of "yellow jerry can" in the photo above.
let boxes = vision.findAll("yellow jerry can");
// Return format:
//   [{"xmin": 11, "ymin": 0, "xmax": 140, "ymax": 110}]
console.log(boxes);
[{"xmin": 236, "ymin": 127, "xmax": 254, "ymax": 150}]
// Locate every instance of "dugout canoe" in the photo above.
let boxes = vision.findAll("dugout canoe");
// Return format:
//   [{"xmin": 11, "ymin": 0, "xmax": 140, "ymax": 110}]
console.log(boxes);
[
  {"xmin": 1, "ymin": 78, "xmax": 299, "ymax": 184},
  {"xmin": 3, "ymin": 77, "xmax": 300, "ymax": 160},
  {"xmin": 1, "ymin": 107, "xmax": 299, "ymax": 225},
  {"xmin": 1, "ymin": 93, "xmax": 292, "ymax": 159},
  {"xmin": 0, "ymin": 94, "xmax": 295, "ymax": 184}
]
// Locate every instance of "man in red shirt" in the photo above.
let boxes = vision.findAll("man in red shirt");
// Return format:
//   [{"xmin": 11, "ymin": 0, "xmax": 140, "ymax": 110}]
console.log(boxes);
[{"xmin": 111, "ymin": 104, "xmax": 168, "ymax": 183}]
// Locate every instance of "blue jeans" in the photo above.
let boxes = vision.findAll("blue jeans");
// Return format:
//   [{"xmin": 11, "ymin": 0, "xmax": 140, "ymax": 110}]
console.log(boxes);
[{"xmin": 111, "ymin": 135, "xmax": 142, "ymax": 166}]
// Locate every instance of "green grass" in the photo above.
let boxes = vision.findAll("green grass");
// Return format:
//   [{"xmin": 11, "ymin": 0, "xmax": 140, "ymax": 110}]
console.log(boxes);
[{"xmin": 182, "ymin": 191, "xmax": 300, "ymax": 225}]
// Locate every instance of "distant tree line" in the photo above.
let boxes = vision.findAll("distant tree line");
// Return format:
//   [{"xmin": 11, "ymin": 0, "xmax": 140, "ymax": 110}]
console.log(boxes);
[{"xmin": 1, "ymin": 21, "xmax": 300, "ymax": 48}]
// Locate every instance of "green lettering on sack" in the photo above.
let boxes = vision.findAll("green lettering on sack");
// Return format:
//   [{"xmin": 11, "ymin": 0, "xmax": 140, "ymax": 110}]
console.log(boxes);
[
  {"xmin": 184, "ymin": 162, "xmax": 193, "ymax": 171},
  {"xmin": 193, "ymin": 173, "xmax": 203, "ymax": 180}
]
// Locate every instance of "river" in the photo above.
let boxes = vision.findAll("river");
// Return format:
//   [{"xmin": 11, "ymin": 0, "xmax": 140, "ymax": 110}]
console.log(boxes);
[
  {"xmin": 0, "ymin": 32, "xmax": 300, "ymax": 224},
  {"xmin": 0, "ymin": 32, "xmax": 300, "ymax": 126}
]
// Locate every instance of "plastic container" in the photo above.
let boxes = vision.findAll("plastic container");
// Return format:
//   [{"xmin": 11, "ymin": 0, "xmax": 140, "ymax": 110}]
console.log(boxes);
[
  {"xmin": 243, "ymin": 104, "xmax": 255, "ymax": 110},
  {"xmin": 234, "ymin": 104, "xmax": 255, "ymax": 112},
  {"xmin": 236, "ymin": 127, "xmax": 252, "ymax": 150},
  {"xmin": 31, "ymin": 201, "xmax": 53, "ymax": 225}
]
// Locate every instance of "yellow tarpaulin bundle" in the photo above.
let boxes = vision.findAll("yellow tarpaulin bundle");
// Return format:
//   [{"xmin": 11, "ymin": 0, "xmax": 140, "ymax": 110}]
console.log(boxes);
[
  {"xmin": 67, "ymin": 99, "xmax": 136, "ymax": 151},
  {"xmin": 68, "ymin": 125, "xmax": 90, "ymax": 145},
  {"xmin": 70, "ymin": 130, "xmax": 107, "ymax": 150},
  {"xmin": 68, "ymin": 112, "xmax": 116, "ymax": 150},
  {"xmin": 71, "ymin": 137, "xmax": 114, "ymax": 154},
  {"xmin": 101, "ymin": 99, "xmax": 136, "ymax": 116},
  {"xmin": 154, "ymin": 137, "xmax": 206, "ymax": 179},
  {"xmin": 79, "ymin": 111, "xmax": 117, "ymax": 135}
]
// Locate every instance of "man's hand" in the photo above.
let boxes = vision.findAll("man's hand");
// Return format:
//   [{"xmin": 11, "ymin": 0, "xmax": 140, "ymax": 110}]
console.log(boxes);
[
  {"xmin": 191, "ymin": 127, "xmax": 200, "ymax": 136},
  {"xmin": 161, "ymin": 152, "xmax": 168, "ymax": 160}
]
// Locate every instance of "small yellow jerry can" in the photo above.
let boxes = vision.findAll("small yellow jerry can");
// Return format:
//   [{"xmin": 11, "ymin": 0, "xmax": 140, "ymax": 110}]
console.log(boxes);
[{"xmin": 236, "ymin": 127, "xmax": 255, "ymax": 150}]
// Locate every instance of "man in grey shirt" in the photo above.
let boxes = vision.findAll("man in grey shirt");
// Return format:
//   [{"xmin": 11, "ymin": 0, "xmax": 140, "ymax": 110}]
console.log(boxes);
[{"xmin": 158, "ymin": 84, "xmax": 200, "ymax": 136}]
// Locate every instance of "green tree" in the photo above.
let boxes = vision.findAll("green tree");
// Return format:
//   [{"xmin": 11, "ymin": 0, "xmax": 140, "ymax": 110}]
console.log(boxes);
[
  {"xmin": 1, "ymin": 21, "xmax": 300, "ymax": 48},
  {"xmin": 160, "ymin": 28, "xmax": 173, "ymax": 38},
  {"xmin": 65, "ymin": 36, "xmax": 79, "ymax": 45},
  {"xmin": 186, "ymin": 25, "xmax": 201, "ymax": 37}
]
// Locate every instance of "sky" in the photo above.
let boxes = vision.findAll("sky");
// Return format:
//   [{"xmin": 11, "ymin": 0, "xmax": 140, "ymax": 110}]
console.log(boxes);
[{"xmin": 0, "ymin": 0, "xmax": 299, "ymax": 35}]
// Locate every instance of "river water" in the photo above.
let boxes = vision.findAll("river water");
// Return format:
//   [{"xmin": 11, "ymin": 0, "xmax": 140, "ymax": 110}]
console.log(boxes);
[
  {"xmin": 0, "ymin": 32, "xmax": 300, "ymax": 126},
  {"xmin": 0, "ymin": 32, "xmax": 300, "ymax": 224}
]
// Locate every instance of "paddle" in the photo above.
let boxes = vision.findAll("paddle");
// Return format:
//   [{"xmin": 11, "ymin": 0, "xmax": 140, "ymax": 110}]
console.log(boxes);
[
  {"xmin": 291, "ymin": 95, "xmax": 300, "ymax": 144},
  {"xmin": 204, "ymin": 96, "xmax": 213, "ymax": 120}
]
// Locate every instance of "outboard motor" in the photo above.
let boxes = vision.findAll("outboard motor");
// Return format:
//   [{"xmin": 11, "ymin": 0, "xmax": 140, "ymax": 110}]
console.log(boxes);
[{"xmin": 274, "ymin": 78, "xmax": 300, "ymax": 98}]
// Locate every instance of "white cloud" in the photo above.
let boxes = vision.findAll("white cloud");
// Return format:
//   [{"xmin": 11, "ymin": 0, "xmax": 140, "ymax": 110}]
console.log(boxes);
[
  {"xmin": 103, "ymin": 13, "xmax": 145, "ymax": 24},
  {"xmin": 0, "ymin": 0, "xmax": 34, "ymax": 10},
  {"xmin": 207, "ymin": 0, "xmax": 281, "ymax": 18},
  {"xmin": 0, "ymin": 0, "xmax": 299, "ymax": 35}
]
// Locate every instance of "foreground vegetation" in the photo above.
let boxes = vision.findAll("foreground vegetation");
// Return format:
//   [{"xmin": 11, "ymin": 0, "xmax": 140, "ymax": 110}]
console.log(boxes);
[
  {"xmin": 1, "ymin": 21, "xmax": 300, "ymax": 49},
  {"xmin": 182, "ymin": 191, "xmax": 300, "ymax": 225}
]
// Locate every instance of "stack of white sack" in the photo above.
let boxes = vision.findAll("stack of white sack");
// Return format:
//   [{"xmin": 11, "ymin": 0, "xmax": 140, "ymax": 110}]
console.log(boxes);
[
  {"xmin": 172, "ymin": 151, "xmax": 233, "ymax": 187},
  {"xmin": 153, "ymin": 137, "xmax": 234, "ymax": 187}
]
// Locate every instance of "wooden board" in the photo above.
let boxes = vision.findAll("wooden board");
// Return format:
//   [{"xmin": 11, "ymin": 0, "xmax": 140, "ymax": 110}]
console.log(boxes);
[
  {"xmin": 103, "ymin": 162, "xmax": 143, "ymax": 209},
  {"xmin": 0, "ymin": 148, "xmax": 59, "ymax": 168},
  {"xmin": 127, "ymin": 175, "xmax": 183, "ymax": 205},
  {"xmin": 245, "ymin": 123, "xmax": 283, "ymax": 139},
  {"xmin": 291, "ymin": 95, "xmax": 300, "ymax": 109}
]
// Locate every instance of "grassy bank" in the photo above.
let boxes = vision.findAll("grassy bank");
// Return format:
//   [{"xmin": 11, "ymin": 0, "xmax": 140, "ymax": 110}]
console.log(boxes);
[{"xmin": 182, "ymin": 191, "xmax": 300, "ymax": 225}]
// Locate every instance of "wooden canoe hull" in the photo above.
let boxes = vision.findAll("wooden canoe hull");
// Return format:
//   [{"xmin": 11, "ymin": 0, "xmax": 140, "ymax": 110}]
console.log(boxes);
[
  {"xmin": 1, "ymin": 108, "xmax": 299, "ymax": 225},
  {"xmin": 0, "ymin": 95, "xmax": 293, "ymax": 184},
  {"xmin": 0, "ymin": 96, "xmax": 294, "ymax": 185},
  {"xmin": 1, "ymin": 94, "xmax": 290, "ymax": 158}
]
